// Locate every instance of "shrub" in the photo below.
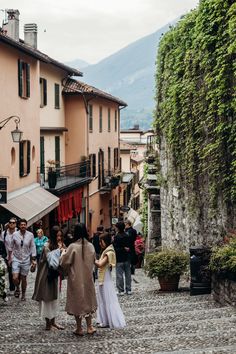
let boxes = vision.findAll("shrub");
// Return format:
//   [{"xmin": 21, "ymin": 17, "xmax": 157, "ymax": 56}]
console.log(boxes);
[
  {"xmin": 145, "ymin": 249, "xmax": 189, "ymax": 279},
  {"xmin": 209, "ymin": 237, "xmax": 236, "ymax": 274}
]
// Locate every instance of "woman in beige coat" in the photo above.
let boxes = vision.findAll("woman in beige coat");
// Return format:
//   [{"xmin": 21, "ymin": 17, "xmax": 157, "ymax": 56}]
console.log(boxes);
[{"xmin": 60, "ymin": 223, "xmax": 97, "ymax": 336}]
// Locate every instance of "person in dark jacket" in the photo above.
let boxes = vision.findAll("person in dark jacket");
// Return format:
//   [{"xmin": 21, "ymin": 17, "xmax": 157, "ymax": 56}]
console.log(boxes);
[
  {"xmin": 125, "ymin": 220, "xmax": 138, "ymax": 275},
  {"xmin": 113, "ymin": 222, "xmax": 132, "ymax": 295}
]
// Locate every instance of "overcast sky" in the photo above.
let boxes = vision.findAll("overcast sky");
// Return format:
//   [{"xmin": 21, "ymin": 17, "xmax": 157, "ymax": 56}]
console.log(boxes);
[{"xmin": 1, "ymin": 0, "xmax": 199, "ymax": 64}]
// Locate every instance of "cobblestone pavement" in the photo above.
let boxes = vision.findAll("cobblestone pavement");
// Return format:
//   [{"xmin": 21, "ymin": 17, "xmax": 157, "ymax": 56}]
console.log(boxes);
[{"xmin": 1, "ymin": 269, "xmax": 236, "ymax": 354}]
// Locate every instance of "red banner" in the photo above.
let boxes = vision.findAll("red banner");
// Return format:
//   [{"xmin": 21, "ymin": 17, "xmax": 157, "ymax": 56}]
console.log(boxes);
[{"xmin": 56, "ymin": 189, "xmax": 83, "ymax": 223}]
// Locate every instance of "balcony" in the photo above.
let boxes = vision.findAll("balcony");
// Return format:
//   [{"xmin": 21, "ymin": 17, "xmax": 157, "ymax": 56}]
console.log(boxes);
[
  {"xmin": 99, "ymin": 169, "xmax": 121, "ymax": 194},
  {"xmin": 37, "ymin": 161, "xmax": 92, "ymax": 195}
]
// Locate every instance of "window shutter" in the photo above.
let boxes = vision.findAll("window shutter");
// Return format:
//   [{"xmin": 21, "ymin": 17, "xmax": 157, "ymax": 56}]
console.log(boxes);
[
  {"xmin": 55, "ymin": 84, "xmax": 60, "ymax": 109},
  {"xmin": 93, "ymin": 153, "xmax": 96, "ymax": 177},
  {"xmin": 43, "ymin": 79, "xmax": 47, "ymax": 105},
  {"xmin": 26, "ymin": 63, "xmax": 30, "ymax": 97},
  {"xmin": 55, "ymin": 136, "xmax": 60, "ymax": 168},
  {"xmin": 19, "ymin": 141, "xmax": 24, "ymax": 177},
  {"xmin": 27, "ymin": 140, "xmax": 31, "ymax": 174},
  {"xmin": 18, "ymin": 59, "xmax": 23, "ymax": 97},
  {"xmin": 40, "ymin": 136, "xmax": 45, "ymax": 174}
]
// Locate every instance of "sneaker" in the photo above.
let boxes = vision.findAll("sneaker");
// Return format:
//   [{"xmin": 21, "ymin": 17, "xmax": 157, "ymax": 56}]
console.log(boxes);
[
  {"xmin": 126, "ymin": 291, "xmax": 132, "ymax": 295},
  {"xmin": 117, "ymin": 291, "xmax": 125, "ymax": 296}
]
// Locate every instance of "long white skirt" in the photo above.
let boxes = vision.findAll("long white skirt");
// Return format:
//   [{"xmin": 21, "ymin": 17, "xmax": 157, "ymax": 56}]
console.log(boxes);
[
  {"xmin": 97, "ymin": 269, "xmax": 126, "ymax": 329},
  {"xmin": 39, "ymin": 281, "xmax": 60, "ymax": 320},
  {"xmin": 39, "ymin": 298, "xmax": 59, "ymax": 320}
]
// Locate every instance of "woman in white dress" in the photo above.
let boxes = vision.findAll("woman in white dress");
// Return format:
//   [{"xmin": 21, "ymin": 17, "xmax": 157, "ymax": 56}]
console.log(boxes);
[
  {"xmin": 32, "ymin": 226, "xmax": 64, "ymax": 330},
  {"xmin": 95, "ymin": 232, "xmax": 126, "ymax": 329}
]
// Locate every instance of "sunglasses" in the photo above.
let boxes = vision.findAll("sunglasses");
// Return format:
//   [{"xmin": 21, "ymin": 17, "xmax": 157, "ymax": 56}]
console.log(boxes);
[{"xmin": 9, "ymin": 221, "xmax": 16, "ymax": 224}]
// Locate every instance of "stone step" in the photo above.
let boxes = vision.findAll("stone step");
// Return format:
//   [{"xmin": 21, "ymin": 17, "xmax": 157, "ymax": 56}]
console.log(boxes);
[
  {"xmin": 0, "ymin": 315, "xmax": 236, "ymax": 343},
  {"xmin": 124, "ymin": 300, "xmax": 222, "ymax": 316},
  {"xmin": 126, "ymin": 306, "xmax": 235, "ymax": 326},
  {"xmin": 119, "ymin": 294, "xmax": 214, "ymax": 308},
  {"xmin": 159, "ymin": 345, "xmax": 236, "ymax": 354},
  {"xmin": 1, "ymin": 328, "xmax": 236, "ymax": 354}
]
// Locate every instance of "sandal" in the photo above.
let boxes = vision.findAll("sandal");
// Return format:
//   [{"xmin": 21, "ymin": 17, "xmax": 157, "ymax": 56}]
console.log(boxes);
[
  {"xmin": 87, "ymin": 326, "xmax": 96, "ymax": 335},
  {"xmin": 51, "ymin": 323, "xmax": 65, "ymax": 330},
  {"xmin": 14, "ymin": 289, "xmax": 20, "ymax": 298},
  {"xmin": 73, "ymin": 329, "xmax": 84, "ymax": 336}
]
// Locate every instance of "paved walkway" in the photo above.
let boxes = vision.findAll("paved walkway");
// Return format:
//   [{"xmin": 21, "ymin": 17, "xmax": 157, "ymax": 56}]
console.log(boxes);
[{"xmin": 0, "ymin": 270, "xmax": 236, "ymax": 354}]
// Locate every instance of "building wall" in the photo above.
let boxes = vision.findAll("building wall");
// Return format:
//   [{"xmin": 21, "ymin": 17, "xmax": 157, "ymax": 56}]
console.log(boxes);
[
  {"xmin": 0, "ymin": 42, "xmax": 40, "ymax": 192},
  {"xmin": 120, "ymin": 151, "xmax": 131, "ymax": 173},
  {"xmin": 39, "ymin": 63, "xmax": 67, "ymax": 166},
  {"xmin": 89, "ymin": 98, "xmax": 120, "ymax": 234},
  {"xmin": 64, "ymin": 95, "xmax": 87, "ymax": 164}
]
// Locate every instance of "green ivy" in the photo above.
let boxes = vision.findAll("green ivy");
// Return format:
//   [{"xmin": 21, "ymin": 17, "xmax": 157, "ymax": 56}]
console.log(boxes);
[{"xmin": 155, "ymin": 0, "xmax": 236, "ymax": 207}]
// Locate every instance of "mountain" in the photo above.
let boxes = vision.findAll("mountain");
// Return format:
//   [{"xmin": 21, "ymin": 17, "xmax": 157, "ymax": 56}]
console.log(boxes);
[
  {"xmin": 65, "ymin": 58, "xmax": 90, "ymax": 69},
  {"xmin": 81, "ymin": 21, "xmax": 178, "ymax": 129}
]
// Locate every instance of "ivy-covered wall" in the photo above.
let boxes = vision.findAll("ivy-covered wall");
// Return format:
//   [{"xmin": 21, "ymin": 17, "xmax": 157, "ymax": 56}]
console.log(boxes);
[{"xmin": 155, "ymin": 0, "xmax": 236, "ymax": 248}]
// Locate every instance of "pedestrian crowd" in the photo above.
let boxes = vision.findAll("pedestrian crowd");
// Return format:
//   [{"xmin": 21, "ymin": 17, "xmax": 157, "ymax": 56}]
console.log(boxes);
[{"xmin": 0, "ymin": 217, "xmax": 145, "ymax": 335}]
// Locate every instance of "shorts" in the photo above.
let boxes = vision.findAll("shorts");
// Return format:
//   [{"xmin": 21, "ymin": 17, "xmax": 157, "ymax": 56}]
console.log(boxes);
[{"xmin": 12, "ymin": 259, "xmax": 31, "ymax": 276}]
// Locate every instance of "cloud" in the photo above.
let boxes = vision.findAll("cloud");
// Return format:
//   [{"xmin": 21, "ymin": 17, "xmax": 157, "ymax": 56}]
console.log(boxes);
[{"xmin": 0, "ymin": 0, "xmax": 199, "ymax": 63}]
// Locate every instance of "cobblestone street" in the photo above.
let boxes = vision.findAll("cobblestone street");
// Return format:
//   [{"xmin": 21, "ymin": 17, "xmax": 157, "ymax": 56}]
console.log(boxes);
[{"xmin": 1, "ymin": 270, "xmax": 236, "ymax": 354}]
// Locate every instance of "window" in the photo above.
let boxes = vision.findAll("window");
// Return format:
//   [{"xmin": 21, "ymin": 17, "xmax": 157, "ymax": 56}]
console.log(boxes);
[
  {"xmin": 114, "ymin": 147, "xmax": 119, "ymax": 170},
  {"xmin": 115, "ymin": 110, "xmax": 118, "ymax": 132},
  {"xmin": 99, "ymin": 106, "xmax": 102, "ymax": 132},
  {"xmin": 89, "ymin": 104, "xmax": 93, "ymax": 132},
  {"xmin": 19, "ymin": 140, "xmax": 31, "ymax": 177},
  {"xmin": 54, "ymin": 83, "xmax": 60, "ymax": 109},
  {"xmin": 40, "ymin": 78, "xmax": 47, "ymax": 107},
  {"xmin": 89, "ymin": 153, "xmax": 96, "ymax": 177},
  {"xmin": 108, "ymin": 108, "xmax": 111, "ymax": 132},
  {"xmin": 18, "ymin": 59, "xmax": 30, "ymax": 98}
]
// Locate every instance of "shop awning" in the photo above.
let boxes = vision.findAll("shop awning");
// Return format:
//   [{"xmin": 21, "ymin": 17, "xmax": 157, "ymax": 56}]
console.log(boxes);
[{"xmin": 1, "ymin": 183, "xmax": 59, "ymax": 226}]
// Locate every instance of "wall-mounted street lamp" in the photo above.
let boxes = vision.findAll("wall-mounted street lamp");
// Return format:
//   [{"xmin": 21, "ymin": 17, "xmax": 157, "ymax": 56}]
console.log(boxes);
[{"xmin": 0, "ymin": 115, "xmax": 23, "ymax": 143}]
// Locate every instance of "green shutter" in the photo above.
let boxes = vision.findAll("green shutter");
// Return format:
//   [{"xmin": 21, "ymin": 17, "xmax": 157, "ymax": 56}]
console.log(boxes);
[
  {"xmin": 55, "ymin": 83, "xmax": 60, "ymax": 109},
  {"xmin": 55, "ymin": 136, "xmax": 60, "ymax": 168},
  {"xmin": 26, "ymin": 63, "xmax": 30, "ymax": 97},
  {"xmin": 18, "ymin": 59, "xmax": 23, "ymax": 97},
  {"xmin": 43, "ymin": 79, "xmax": 47, "ymax": 105},
  {"xmin": 93, "ymin": 153, "xmax": 96, "ymax": 177},
  {"xmin": 40, "ymin": 136, "xmax": 45, "ymax": 174},
  {"xmin": 27, "ymin": 140, "xmax": 31, "ymax": 174},
  {"xmin": 19, "ymin": 141, "xmax": 24, "ymax": 177}
]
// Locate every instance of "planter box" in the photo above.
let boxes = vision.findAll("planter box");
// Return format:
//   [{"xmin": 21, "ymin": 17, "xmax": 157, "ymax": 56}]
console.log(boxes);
[
  {"xmin": 212, "ymin": 273, "xmax": 236, "ymax": 307},
  {"xmin": 158, "ymin": 275, "xmax": 180, "ymax": 291}
]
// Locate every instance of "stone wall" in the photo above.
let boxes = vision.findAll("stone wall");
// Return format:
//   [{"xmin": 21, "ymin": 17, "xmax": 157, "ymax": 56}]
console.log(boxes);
[
  {"xmin": 146, "ymin": 194, "xmax": 161, "ymax": 253},
  {"xmin": 212, "ymin": 275, "xmax": 236, "ymax": 307},
  {"xmin": 159, "ymin": 136, "xmax": 236, "ymax": 250}
]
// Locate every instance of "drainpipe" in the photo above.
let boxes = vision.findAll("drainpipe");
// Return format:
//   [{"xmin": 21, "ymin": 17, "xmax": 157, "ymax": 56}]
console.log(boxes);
[{"xmin": 118, "ymin": 105, "xmax": 126, "ymax": 219}]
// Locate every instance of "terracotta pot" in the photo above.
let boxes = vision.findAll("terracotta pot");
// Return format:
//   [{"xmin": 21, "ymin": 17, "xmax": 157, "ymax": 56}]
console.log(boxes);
[{"xmin": 158, "ymin": 275, "xmax": 180, "ymax": 291}]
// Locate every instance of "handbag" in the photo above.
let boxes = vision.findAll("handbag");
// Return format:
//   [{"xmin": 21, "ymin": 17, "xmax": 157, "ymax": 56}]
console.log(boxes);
[{"xmin": 46, "ymin": 248, "xmax": 60, "ymax": 270}]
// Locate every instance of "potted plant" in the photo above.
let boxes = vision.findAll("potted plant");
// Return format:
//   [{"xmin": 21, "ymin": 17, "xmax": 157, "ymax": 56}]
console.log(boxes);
[
  {"xmin": 145, "ymin": 249, "xmax": 189, "ymax": 291},
  {"xmin": 47, "ymin": 159, "xmax": 58, "ymax": 189}
]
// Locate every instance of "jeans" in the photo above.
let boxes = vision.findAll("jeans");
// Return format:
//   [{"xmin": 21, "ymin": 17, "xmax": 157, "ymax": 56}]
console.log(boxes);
[{"xmin": 116, "ymin": 261, "xmax": 131, "ymax": 293}]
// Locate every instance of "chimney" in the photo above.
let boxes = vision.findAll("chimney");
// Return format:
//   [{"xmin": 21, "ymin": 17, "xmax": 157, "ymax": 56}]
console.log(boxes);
[
  {"xmin": 24, "ymin": 23, "xmax": 37, "ymax": 49},
  {"xmin": 2, "ymin": 9, "xmax": 20, "ymax": 41}
]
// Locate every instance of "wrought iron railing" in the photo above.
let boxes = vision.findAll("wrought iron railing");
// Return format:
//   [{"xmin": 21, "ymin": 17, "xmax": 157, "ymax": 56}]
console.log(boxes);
[{"xmin": 37, "ymin": 161, "xmax": 91, "ymax": 189}]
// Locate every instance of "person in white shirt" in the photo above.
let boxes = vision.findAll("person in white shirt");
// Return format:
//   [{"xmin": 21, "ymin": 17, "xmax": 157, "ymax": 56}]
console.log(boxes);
[
  {"xmin": 9, "ymin": 219, "xmax": 36, "ymax": 301},
  {"xmin": 0, "ymin": 218, "xmax": 17, "ymax": 293}
]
